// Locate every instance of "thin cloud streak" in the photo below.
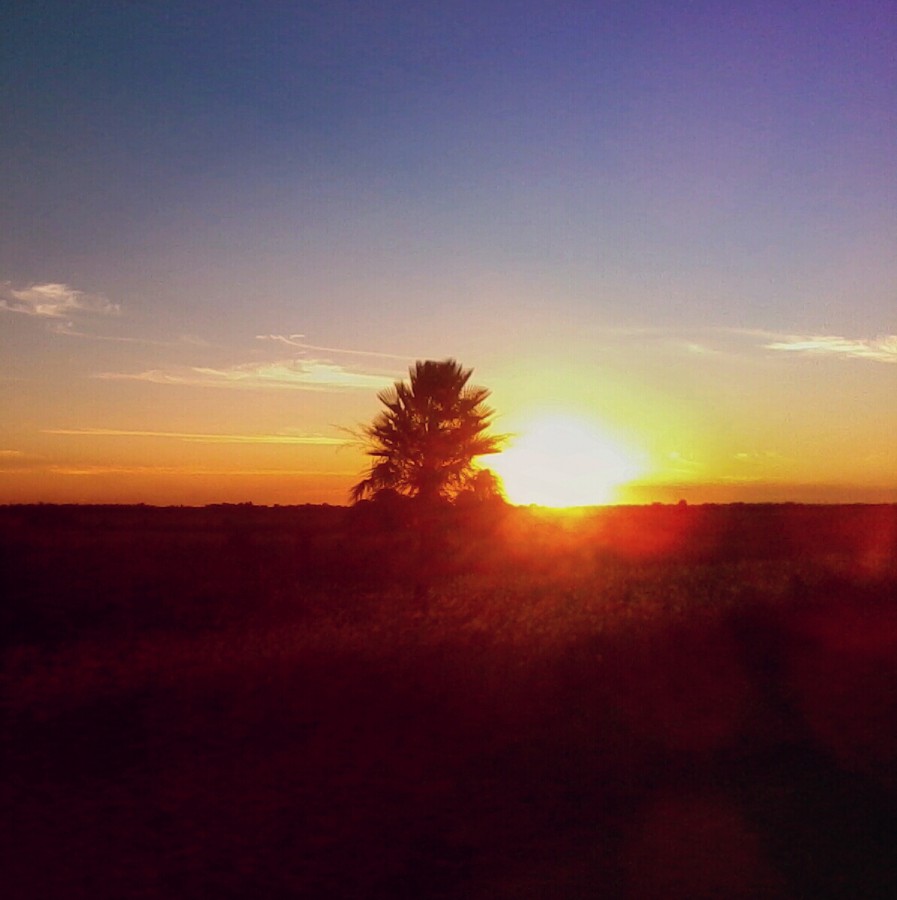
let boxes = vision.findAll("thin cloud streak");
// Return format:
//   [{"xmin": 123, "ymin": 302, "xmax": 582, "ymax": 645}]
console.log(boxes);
[
  {"xmin": 605, "ymin": 327, "xmax": 897, "ymax": 364},
  {"xmin": 44, "ymin": 428, "xmax": 347, "ymax": 445},
  {"xmin": 764, "ymin": 334, "xmax": 897, "ymax": 363},
  {"xmin": 256, "ymin": 334, "xmax": 415, "ymax": 361},
  {"xmin": 734, "ymin": 450, "xmax": 788, "ymax": 463},
  {"xmin": 43, "ymin": 465, "xmax": 354, "ymax": 477},
  {"xmin": 47, "ymin": 320, "xmax": 208, "ymax": 347},
  {"xmin": 663, "ymin": 451, "xmax": 703, "ymax": 477},
  {"xmin": 94, "ymin": 359, "xmax": 395, "ymax": 391},
  {"xmin": 1, "ymin": 282, "xmax": 119, "ymax": 317},
  {"xmin": 0, "ymin": 450, "xmax": 30, "ymax": 472}
]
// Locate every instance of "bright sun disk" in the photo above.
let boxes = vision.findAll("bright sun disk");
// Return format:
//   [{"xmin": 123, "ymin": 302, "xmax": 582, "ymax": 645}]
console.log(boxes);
[{"xmin": 490, "ymin": 415, "xmax": 644, "ymax": 507}]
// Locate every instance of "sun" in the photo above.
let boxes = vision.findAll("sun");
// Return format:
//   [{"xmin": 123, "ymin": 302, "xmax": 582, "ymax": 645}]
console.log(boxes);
[{"xmin": 490, "ymin": 414, "xmax": 644, "ymax": 508}]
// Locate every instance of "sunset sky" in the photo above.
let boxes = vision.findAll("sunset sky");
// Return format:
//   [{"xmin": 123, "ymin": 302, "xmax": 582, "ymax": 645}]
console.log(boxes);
[{"xmin": 2, "ymin": 1, "xmax": 895, "ymax": 505}]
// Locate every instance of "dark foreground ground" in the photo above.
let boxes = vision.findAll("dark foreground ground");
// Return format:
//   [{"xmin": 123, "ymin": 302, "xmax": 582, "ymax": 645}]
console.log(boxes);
[{"xmin": 2, "ymin": 502, "xmax": 896, "ymax": 898}]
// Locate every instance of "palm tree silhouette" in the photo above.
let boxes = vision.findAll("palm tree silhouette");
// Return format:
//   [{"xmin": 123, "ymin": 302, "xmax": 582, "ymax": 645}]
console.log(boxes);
[{"xmin": 351, "ymin": 359, "xmax": 503, "ymax": 507}]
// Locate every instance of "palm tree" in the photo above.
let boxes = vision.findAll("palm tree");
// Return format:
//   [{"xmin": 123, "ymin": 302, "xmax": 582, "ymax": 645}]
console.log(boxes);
[{"xmin": 351, "ymin": 359, "xmax": 503, "ymax": 506}]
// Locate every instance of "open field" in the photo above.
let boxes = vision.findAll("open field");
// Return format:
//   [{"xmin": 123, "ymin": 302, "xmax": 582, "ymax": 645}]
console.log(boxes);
[{"xmin": 2, "ymin": 503, "xmax": 896, "ymax": 898}]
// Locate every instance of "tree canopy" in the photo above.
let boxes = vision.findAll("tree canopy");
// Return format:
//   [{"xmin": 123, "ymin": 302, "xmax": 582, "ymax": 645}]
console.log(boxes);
[{"xmin": 351, "ymin": 359, "xmax": 503, "ymax": 505}]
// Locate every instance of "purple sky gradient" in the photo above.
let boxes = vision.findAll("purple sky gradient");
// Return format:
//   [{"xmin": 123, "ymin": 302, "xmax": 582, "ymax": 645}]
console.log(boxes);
[{"xmin": 1, "ymin": 1, "xmax": 895, "ymax": 503}]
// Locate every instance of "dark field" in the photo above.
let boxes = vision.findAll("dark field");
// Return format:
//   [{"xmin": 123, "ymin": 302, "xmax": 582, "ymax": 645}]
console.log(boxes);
[{"xmin": 2, "ymin": 502, "xmax": 896, "ymax": 898}]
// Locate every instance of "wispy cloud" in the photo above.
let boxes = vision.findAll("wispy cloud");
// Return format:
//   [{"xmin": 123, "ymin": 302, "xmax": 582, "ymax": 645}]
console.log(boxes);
[
  {"xmin": 1, "ymin": 282, "xmax": 119, "ymax": 318},
  {"xmin": 681, "ymin": 341, "xmax": 722, "ymax": 356},
  {"xmin": 0, "ymin": 449, "xmax": 27, "ymax": 471},
  {"xmin": 0, "ymin": 449, "xmax": 32, "ymax": 473},
  {"xmin": 46, "ymin": 320, "xmax": 208, "ymax": 347},
  {"xmin": 256, "ymin": 334, "xmax": 413, "ymax": 361},
  {"xmin": 94, "ymin": 358, "xmax": 395, "ymax": 391},
  {"xmin": 599, "ymin": 326, "xmax": 897, "ymax": 365},
  {"xmin": 44, "ymin": 428, "xmax": 347, "ymax": 445},
  {"xmin": 32, "ymin": 464, "xmax": 354, "ymax": 477},
  {"xmin": 763, "ymin": 333, "xmax": 897, "ymax": 363},
  {"xmin": 666, "ymin": 451, "xmax": 702, "ymax": 473},
  {"xmin": 733, "ymin": 450, "xmax": 789, "ymax": 465}
]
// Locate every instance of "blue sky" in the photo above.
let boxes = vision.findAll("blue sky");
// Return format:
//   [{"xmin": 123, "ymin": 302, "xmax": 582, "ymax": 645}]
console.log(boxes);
[{"xmin": 1, "ymin": 1, "xmax": 895, "ymax": 503}]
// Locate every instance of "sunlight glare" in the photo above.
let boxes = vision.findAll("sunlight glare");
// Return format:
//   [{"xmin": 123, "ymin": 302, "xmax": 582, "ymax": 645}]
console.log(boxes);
[{"xmin": 491, "ymin": 415, "xmax": 645, "ymax": 507}]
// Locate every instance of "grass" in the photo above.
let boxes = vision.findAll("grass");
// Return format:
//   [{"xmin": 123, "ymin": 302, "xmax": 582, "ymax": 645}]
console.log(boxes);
[{"xmin": 2, "ymin": 503, "xmax": 896, "ymax": 897}]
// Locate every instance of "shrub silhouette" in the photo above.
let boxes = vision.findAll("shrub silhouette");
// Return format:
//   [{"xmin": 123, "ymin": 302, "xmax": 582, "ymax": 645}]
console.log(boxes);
[
  {"xmin": 350, "ymin": 359, "xmax": 505, "ymax": 600},
  {"xmin": 350, "ymin": 359, "xmax": 503, "ymax": 506}
]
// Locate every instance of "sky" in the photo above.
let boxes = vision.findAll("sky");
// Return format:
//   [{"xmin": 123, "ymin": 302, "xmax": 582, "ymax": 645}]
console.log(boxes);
[{"xmin": 1, "ymin": 0, "xmax": 895, "ymax": 505}]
